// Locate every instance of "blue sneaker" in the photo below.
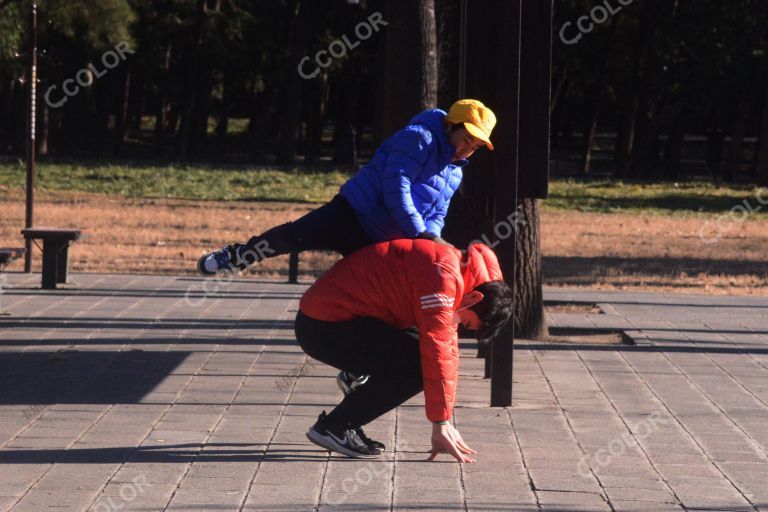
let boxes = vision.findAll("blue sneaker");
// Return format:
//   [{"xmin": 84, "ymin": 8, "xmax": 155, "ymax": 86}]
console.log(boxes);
[{"xmin": 197, "ymin": 245, "xmax": 245, "ymax": 276}]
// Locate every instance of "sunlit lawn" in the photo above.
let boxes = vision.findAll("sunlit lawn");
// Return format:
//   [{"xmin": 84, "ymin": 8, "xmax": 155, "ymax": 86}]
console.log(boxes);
[{"xmin": 0, "ymin": 161, "xmax": 765, "ymax": 217}]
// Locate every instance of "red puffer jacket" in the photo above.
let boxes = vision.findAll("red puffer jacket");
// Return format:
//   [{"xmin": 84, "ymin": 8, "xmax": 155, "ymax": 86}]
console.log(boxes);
[{"xmin": 299, "ymin": 239, "xmax": 503, "ymax": 422}]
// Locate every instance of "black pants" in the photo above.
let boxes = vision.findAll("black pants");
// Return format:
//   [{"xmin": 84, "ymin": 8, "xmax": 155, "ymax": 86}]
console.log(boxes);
[
  {"xmin": 241, "ymin": 194, "xmax": 373, "ymax": 263},
  {"xmin": 294, "ymin": 311, "xmax": 424, "ymax": 428}
]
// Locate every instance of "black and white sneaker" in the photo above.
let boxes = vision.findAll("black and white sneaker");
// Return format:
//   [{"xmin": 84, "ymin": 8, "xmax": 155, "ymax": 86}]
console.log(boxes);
[
  {"xmin": 306, "ymin": 412, "xmax": 381, "ymax": 458},
  {"xmin": 354, "ymin": 426, "xmax": 386, "ymax": 451},
  {"xmin": 197, "ymin": 242, "xmax": 268, "ymax": 276},
  {"xmin": 197, "ymin": 244, "xmax": 245, "ymax": 276},
  {"xmin": 336, "ymin": 371, "xmax": 370, "ymax": 395}
]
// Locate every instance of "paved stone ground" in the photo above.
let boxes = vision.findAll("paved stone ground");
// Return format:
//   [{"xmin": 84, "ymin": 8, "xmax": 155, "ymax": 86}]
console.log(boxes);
[{"xmin": 0, "ymin": 272, "xmax": 766, "ymax": 511}]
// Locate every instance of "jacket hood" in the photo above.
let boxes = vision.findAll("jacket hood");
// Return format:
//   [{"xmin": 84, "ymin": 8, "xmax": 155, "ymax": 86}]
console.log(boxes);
[
  {"xmin": 460, "ymin": 243, "xmax": 504, "ymax": 292},
  {"xmin": 408, "ymin": 109, "xmax": 455, "ymax": 156},
  {"xmin": 409, "ymin": 108, "xmax": 448, "ymax": 131}
]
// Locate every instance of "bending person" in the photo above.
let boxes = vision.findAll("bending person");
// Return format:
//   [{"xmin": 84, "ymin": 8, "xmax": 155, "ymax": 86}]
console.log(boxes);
[
  {"xmin": 296, "ymin": 240, "xmax": 513, "ymax": 462},
  {"xmin": 197, "ymin": 99, "xmax": 496, "ymax": 275}
]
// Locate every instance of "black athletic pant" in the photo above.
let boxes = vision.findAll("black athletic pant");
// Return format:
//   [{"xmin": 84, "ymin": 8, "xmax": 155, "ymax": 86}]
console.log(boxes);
[
  {"xmin": 239, "ymin": 194, "xmax": 373, "ymax": 263},
  {"xmin": 294, "ymin": 311, "xmax": 424, "ymax": 428}
]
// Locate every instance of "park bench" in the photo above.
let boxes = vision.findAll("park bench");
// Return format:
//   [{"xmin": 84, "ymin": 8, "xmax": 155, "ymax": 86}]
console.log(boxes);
[{"xmin": 21, "ymin": 227, "xmax": 82, "ymax": 290}]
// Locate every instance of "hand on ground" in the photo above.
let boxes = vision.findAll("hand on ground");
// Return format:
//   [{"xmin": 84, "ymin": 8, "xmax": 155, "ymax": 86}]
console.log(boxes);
[{"xmin": 428, "ymin": 423, "xmax": 477, "ymax": 463}]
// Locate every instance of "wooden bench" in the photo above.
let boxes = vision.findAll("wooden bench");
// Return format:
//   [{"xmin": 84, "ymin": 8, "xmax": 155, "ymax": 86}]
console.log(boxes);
[{"xmin": 21, "ymin": 228, "xmax": 82, "ymax": 290}]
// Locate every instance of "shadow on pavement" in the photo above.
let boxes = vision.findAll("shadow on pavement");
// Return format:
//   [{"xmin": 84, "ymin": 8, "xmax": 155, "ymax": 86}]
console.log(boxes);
[
  {"xmin": 0, "ymin": 442, "xmax": 448, "ymax": 465},
  {"xmin": 0, "ymin": 351, "xmax": 189, "ymax": 405},
  {"xmin": 518, "ymin": 343, "xmax": 768, "ymax": 355},
  {"xmin": 0, "ymin": 317, "xmax": 297, "ymax": 331}
]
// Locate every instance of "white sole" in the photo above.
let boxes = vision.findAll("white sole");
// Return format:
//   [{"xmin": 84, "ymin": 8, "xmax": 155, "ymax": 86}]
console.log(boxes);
[
  {"xmin": 197, "ymin": 253, "xmax": 218, "ymax": 276},
  {"xmin": 306, "ymin": 429, "xmax": 380, "ymax": 459}
]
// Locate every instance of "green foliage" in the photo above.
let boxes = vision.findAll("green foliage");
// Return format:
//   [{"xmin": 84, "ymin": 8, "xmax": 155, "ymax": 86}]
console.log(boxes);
[
  {"xmin": 0, "ymin": 2, "xmax": 24, "ymax": 61},
  {"xmin": 45, "ymin": 0, "xmax": 135, "ymax": 49}
]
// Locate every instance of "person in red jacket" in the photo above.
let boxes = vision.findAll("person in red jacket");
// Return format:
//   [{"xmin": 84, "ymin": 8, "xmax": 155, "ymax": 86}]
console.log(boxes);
[{"xmin": 296, "ymin": 239, "xmax": 513, "ymax": 461}]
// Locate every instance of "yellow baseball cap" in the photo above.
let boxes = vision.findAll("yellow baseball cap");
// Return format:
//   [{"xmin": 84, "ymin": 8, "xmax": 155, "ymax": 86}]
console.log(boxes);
[{"xmin": 445, "ymin": 99, "xmax": 497, "ymax": 150}]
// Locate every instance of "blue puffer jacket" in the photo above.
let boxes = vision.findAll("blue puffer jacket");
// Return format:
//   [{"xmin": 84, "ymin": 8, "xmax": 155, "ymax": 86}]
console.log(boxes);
[{"xmin": 340, "ymin": 109, "xmax": 468, "ymax": 242}]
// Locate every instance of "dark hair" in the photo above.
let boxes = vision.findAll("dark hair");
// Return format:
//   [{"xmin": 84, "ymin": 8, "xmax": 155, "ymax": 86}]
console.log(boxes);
[
  {"xmin": 447, "ymin": 122, "xmax": 465, "ymax": 133},
  {"xmin": 469, "ymin": 280, "xmax": 514, "ymax": 341}
]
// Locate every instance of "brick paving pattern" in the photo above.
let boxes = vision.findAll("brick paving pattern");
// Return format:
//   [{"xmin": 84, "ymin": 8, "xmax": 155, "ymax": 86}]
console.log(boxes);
[{"xmin": 0, "ymin": 273, "xmax": 766, "ymax": 511}]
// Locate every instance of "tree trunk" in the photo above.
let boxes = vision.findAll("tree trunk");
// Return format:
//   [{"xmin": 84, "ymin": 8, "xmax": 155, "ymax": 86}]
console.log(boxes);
[
  {"xmin": 14, "ymin": 76, "xmax": 26, "ymax": 154},
  {"xmin": 126, "ymin": 65, "xmax": 144, "ymax": 134},
  {"xmin": 154, "ymin": 45, "xmax": 172, "ymax": 156},
  {"xmin": 38, "ymin": 100, "xmax": 48, "ymax": 156},
  {"xmin": 615, "ymin": 97, "xmax": 641, "ymax": 178},
  {"xmin": 113, "ymin": 66, "xmax": 131, "ymax": 156},
  {"xmin": 276, "ymin": 0, "xmax": 317, "ymax": 164},
  {"xmin": 552, "ymin": 81, "xmax": 571, "ymax": 150},
  {"xmin": 434, "ymin": 0, "xmax": 461, "ymax": 105},
  {"xmin": 560, "ymin": 94, "xmax": 574, "ymax": 152},
  {"xmin": 177, "ymin": 0, "xmax": 207, "ymax": 159},
  {"xmin": 374, "ymin": 0, "xmax": 421, "ymax": 143},
  {"xmin": 167, "ymin": 104, "xmax": 180, "ymax": 139},
  {"xmin": 418, "ymin": 0, "xmax": 438, "ymax": 110},
  {"xmin": 216, "ymin": 72, "xmax": 231, "ymax": 152},
  {"xmin": 614, "ymin": 4, "xmax": 651, "ymax": 179},
  {"xmin": 513, "ymin": 198, "xmax": 547, "ymax": 339},
  {"xmin": 663, "ymin": 111, "xmax": 685, "ymax": 180},
  {"xmin": 0, "ymin": 79, "xmax": 13, "ymax": 152},
  {"xmin": 332, "ymin": 68, "xmax": 359, "ymax": 167},
  {"xmin": 550, "ymin": 65, "xmax": 568, "ymax": 115},
  {"xmin": 189, "ymin": 68, "xmax": 214, "ymax": 157},
  {"xmin": 725, "ymin": 97, "xmax": 749, "ymax": 183},
  {"xmin": 95, "ymin": 84, "xmax": 111, "ymax": 153},
  {"xmin": 579, "ymin": 17, "xmax": 616, "ymax": 175},
  {"xmin": 305, "ymin": 69, "xmax": 329, "ymax": 166},
  {"xmin": 580, "ymin": 104, "xmax": 600, "ymax": 175},
  {"xmin": 756, "ymin": 86, "xmax": 768, "ymax": 187}
]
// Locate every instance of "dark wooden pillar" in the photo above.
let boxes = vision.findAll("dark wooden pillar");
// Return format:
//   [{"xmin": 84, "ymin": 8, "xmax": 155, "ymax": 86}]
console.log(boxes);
[
  {"xmin": 461, "ymin": 0, "xmax": 551, "ymax": 407},
  {"xmin": 288, "ymin": 252, "xmax": 299, "ymax": 284},
  {"xmin": 489, "ymin": 0, "xmax": 522, "ymax": 407}
]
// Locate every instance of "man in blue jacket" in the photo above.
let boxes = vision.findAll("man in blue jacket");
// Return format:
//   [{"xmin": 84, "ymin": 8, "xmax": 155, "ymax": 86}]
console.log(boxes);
[{"xmin": 198, "ymin": 99, "xmax": 496, "ymax": 275}]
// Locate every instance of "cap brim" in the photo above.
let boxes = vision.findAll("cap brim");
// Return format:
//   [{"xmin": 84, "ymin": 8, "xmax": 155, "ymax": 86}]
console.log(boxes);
[{"xmin": 464, "ymin": 123, "xmax": 494, "ymax": 151}]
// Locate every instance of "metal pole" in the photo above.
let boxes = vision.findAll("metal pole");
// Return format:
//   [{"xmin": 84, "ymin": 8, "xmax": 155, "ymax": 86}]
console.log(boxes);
[{"xmin": 24, "ymin": 2, "xmax": 37, "ymax": 273}]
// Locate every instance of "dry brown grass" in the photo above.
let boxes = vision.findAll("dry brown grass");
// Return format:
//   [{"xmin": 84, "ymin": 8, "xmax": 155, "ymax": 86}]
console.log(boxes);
[
  {"xmin": 1, "ymin": 187, "xmax": 766, "ymax": 295},
  {"xmin": 541, "ymin": 210, "xmax": 768, "ymax": 295},
  {"xmin": 0, "ymin": 187, "xmax": 339, "ymax": 279}
]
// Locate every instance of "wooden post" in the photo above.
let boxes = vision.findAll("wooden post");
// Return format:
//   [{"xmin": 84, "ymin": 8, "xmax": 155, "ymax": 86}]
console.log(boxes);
[
  {"xmin": 518, "ymin": 0, "xmax": 553, "ymax": 200},
  {"xmin": 489, "ymin": 0, "xmax": 522, "ymax": 407},
  {"xmin": 464, "ymin": 0, "xmax": 551, "ymax": 407},
  {"xmin": 41, "ymin": 239, "xmax": 60, "ymax": 290},
  {"xmin": 288, "ymin": 252, "xmax": 299, "ymax": 284}
]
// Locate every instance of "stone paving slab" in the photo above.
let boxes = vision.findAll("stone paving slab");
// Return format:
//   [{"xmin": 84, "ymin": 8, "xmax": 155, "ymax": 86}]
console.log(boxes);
[{"xmin": 0, "ymin": 273, "xmax": 766, "ymax": 511}]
